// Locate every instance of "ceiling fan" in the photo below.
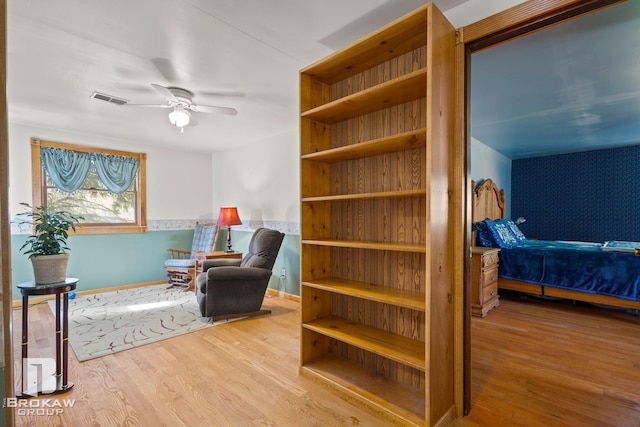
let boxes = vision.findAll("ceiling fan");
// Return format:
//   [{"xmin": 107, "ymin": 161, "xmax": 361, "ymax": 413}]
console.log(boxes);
[{"xmin": 120, "ymin": 84, "xmax": 238, "ymax": 132}]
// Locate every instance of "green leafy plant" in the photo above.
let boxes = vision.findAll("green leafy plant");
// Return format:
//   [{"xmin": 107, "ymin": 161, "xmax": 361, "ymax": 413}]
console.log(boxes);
[{"xmin": 17, "ymin": 203, "xmax": 83, "ymax": 258}]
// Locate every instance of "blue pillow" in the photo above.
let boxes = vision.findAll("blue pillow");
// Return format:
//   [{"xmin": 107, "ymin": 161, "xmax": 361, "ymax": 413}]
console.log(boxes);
[
  {"xmin": 485, "ymin": 219, "xmax": 519, "ymax": 248},
  {"xmin": 504, "ymin": 219, "xmax": 526, "ymax": 243},
  {"xmin": 474, "ymin": 220, "xmax": 496, "ymax": 247}
]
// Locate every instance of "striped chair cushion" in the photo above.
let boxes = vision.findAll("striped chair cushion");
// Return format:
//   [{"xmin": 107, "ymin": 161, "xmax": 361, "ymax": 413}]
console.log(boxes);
[
  {"xmin": 164, "ymin": 259, "xmax": 197, "ymax": 268},
  {"xmin": 190, "ymin": 224, "xmax": 218, "ymax": 256}
]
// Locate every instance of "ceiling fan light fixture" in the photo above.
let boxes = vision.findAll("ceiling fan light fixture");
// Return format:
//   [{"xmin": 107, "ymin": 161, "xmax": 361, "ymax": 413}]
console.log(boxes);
[{"xmin": 169, "ymin": 106, "xmax": 190, "ymax": 127}]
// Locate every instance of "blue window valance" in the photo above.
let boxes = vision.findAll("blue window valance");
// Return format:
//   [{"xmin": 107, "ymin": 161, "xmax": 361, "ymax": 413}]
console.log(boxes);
[
  {"xmin": 41, "ymin": 147, "xmax": 92, "ymax": 193},
  {"xmin": 41, "ymin": 147, "xmax": 139, "ymax": 194},
  {"xmin": 92, "ymin": 153, "xmax": 139, "ymax": 194}
]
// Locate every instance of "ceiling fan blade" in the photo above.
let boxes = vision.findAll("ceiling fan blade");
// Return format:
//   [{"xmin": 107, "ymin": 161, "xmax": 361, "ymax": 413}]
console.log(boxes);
[
  {"xmin": 118, "ymin": 103, "xmax": 172, "ymax": 108},
  {"xmin": 151, "ymin": 83, "xmax": 179, "ymax": 103},
  {"xmin": 189, "ymin": 104, "xmax": 238, "ymax": 116}
]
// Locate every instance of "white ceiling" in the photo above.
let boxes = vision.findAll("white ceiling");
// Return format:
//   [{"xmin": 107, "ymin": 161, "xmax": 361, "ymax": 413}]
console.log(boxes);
[
  {"xmin": 7, "ymin": 0, "xmax": 470, "ymax": 153},
  {"xmin": 15, "ymin": 0, "xmax": 629, "ymax": 159},
  {"xmin": 472, "ymin": 0, "xmax": 640, "ymax": 159}
]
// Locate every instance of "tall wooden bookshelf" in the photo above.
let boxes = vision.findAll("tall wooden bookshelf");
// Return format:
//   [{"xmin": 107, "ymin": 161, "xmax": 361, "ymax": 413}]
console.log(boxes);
[{"xmin": 299, "ymin": 3, "xmax": 456, "ymax": 426}]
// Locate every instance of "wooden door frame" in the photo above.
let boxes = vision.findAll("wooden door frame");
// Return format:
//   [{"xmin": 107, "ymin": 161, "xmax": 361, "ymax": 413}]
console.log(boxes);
[
  {"xmin": 1, "ymin": 0, "xmax": 15, "ymax": 425},
  {"xmin": 454, "ymin": 0, "xmax": 626, "ymax": 417}
]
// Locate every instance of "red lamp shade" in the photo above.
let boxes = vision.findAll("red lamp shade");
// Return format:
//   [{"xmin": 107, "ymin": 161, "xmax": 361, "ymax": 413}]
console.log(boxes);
[{"xmin": 216, "ymin": 207, "xmax": 242, "ymax": 227}]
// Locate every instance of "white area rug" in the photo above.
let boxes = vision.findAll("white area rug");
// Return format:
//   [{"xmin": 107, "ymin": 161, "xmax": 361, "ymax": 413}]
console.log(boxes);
[{"xmin": 48, "ymin": 284, "xmax": 233, "ymax": 361}]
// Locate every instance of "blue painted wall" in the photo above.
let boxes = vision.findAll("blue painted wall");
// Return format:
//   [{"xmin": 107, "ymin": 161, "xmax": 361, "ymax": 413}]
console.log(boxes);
[
  {"xmin": 10, "ymin": 227, "xmax": 300, "ymax": 301},
  {"xmin": 11, "ymin": 230, "xmax": 194, "ymax": 299},
  {"xmin": 512, "ymin": 145, "xmax": 640, "ymax": 242}
]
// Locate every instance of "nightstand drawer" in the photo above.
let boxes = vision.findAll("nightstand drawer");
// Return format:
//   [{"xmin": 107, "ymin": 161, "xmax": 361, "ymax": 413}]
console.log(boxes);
[
  {"xmin": 482, "ymin": 281, "xmax": 498, "ymax": 303},
  {"xmin": 481, "ymin": 251, "xmax": 499, "ymax": 268},
  {"xmin": 481, "ymin": 267, "xmax": 498, "ymax": 287}
]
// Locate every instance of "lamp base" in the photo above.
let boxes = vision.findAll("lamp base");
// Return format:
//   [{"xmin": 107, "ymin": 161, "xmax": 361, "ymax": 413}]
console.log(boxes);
[{"xmin": 225, "ymin": 227, "xmax": 234, "ymax": 253}]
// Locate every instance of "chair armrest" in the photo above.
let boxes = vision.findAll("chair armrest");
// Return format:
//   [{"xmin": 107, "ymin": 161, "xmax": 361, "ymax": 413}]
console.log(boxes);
[
  {"xmin": 201, "ymin": 258, "xmax": 242, "ymax": 271},
  {"xmin": 167, "ymin": 248, "xmax": 190, "ymax": 259},
  {"xmin": 193, "ymin": 251, "xmax": 213, "ymax": 261},
  {"xmin": 206, "ymin": 266, "xmax": 271, "ymax": 282}
]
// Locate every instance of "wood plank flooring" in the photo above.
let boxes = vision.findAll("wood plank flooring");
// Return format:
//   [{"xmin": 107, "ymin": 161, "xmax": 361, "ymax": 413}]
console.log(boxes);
[
  {"xmin": 12, "ymin": 295, "xmax": 384, "ymax": 426},
  {"xmin": 11, "ymin": 292, "xmax": 640, "ymax": 426},
  {"xmin": 462, "ymin": 292, "xmax": 640, "ymax": 427}
]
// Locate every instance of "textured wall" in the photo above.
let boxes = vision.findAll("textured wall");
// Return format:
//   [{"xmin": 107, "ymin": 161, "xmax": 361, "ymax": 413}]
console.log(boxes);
[{"xmin": 512, "ymin": 145, "xmax": 640, "ymax": 242}]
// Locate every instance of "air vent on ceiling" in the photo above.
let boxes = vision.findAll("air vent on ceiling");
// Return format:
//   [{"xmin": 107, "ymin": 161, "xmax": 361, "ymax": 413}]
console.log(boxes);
[{"xmin": 90, "ymin": 91, "xmax": 129, "ymax": 105}]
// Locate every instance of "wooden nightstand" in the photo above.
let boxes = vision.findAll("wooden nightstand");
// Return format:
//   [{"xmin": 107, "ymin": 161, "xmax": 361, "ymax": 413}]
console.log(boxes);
[
  {"xmin": 204, "ymin": 251, "xmax": 243, "ymax": 261},
  {"xmin": 471, "ymin": 247, "xmax": 500, "ymax": 317}
]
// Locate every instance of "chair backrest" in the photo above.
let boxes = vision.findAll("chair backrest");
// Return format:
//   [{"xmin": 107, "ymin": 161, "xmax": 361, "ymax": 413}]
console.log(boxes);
[
  {"xmin": 190, "ymin": 223, "xmax": 218, "ymax": 257},
  {"xmin": 240, "ymin": 228, "xmax": 285, "ymax": 271}
]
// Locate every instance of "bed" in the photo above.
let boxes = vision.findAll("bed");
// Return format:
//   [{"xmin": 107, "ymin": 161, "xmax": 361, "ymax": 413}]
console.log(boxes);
[{"xmin": 471, "ymin": 179, "xmax": 640, "ymax": 311}]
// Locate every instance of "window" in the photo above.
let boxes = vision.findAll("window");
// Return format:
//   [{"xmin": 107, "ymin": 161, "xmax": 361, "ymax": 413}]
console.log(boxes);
[{"xmin": 31, "ymin": 138, "xmax": 147, "ymax": 234}]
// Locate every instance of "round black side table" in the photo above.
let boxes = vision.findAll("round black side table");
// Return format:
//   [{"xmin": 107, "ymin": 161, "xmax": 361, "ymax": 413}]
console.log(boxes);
[{"xmin": 16, "ymin": 278, "xmax": 78, "ymax": 398}]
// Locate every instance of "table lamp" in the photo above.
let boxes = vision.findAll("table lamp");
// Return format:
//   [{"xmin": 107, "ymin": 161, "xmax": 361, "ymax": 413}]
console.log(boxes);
[{"xmin": 216, "ymin": 207, "xmax": 242, "ymax": 253}]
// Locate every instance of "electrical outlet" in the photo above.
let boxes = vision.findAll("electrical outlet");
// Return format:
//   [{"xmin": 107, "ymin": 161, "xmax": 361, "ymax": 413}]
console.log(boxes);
[{"xmin": 280, "ymin": 268, "xmax": 286, "ymax": 279}]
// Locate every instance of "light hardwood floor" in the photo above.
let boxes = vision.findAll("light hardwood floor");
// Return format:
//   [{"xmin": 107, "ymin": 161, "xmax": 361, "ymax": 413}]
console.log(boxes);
[
  {"xmin": 11, "ymin": 292, "xmax": 640, "ymax": 426},
  {"xmin": 462, "ymin": 292, "xmax": 640, "ymax": 427},
  {"xmin": 12, "ymin": 295, "xmax": 387, "ymax": 426}
]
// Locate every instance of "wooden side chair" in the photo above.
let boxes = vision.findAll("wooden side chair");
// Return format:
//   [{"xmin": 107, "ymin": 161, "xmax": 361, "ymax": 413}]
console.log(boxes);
[{"xmin": 165, "ymin": 223, "xmax": 219, "ymax": 291}]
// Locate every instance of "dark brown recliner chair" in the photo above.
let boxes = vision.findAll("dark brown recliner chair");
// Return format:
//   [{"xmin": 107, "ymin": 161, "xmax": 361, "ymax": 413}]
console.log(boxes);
[{"xmin": 196, "ymin": 227, "xmax": 285, "ymax": 320}]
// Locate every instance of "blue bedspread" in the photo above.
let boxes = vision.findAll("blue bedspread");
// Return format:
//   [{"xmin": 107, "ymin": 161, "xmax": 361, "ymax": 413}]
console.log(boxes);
[{"xmin": 499, "ymin": 240, "xmax": 640, "ymax": 301}]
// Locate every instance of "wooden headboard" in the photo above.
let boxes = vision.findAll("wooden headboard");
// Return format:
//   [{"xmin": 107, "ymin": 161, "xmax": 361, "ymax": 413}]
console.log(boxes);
[{"xmin": 471, "ymin": 179, "xmax": 506, "ymax": 246}]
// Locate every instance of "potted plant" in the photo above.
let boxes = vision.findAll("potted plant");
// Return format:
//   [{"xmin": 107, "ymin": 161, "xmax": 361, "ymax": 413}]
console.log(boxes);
[{"xmin": 17, "ymin": 203, "xmax": 83, "ymax": 284}]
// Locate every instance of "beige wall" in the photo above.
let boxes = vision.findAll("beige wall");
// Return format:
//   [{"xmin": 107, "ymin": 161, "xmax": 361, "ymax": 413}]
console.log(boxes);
[{"xmin": 211, "ymin": 129, "xmax": 299, "ymax": 225}]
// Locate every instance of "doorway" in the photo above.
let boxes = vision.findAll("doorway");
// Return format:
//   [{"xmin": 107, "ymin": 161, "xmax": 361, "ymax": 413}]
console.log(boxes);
[{"xmin": 460, "ymin": 0, "xmax": 629, "ymax": 416}]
